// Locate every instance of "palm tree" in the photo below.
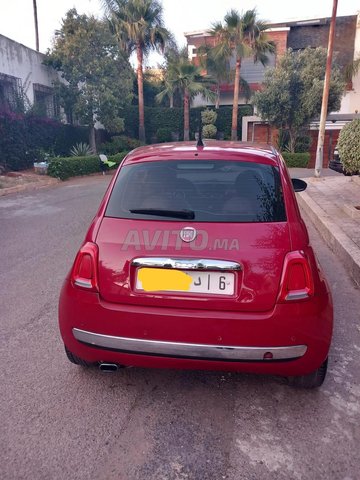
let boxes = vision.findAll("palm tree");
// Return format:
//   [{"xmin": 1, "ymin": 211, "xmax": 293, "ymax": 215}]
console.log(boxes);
[
  {"xmin": 345, "ymin": 57, "xmax": 360, "ymax": 83},
  {"xmin": 197, "ymin": 45, "xmax": 251, "ymax": 109},
  {"xmin": 157, "ymin": 52, "xmax": 215, "ymax": 140},
  {"xmin": 101, "ymin": 0, "xmax": 172, "ymax": 142},
  {"xmin": 197, "ymin": 45, "xmax": 228, "ymax": 109},
  {"xmin": 159, "ymin": 46, "xmax": 184, "ymax": 108},
  {"xmin": 212, "ymin": 9, "xmax": 275, "ymax": 140}
]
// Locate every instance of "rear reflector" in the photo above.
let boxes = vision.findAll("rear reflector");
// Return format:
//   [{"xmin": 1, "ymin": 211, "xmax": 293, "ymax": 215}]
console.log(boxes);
[
  {"xmin": 78, "ymin": 254, "xmax": 93, "ymax": 279},
  {"xmin": 278, "ymin": 251, "xmax": 314, "ymax": 302},
  {"xmin": 71, "ymin": 242, "xmax": 99, "ymax": 292}
]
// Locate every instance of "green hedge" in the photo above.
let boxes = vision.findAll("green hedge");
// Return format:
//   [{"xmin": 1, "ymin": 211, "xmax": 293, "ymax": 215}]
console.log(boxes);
[
  {"xmin": 337, "ymin": 119, "xmax": 360, "ymax": 174},
  {"xmin": 99, "ymin": 135, "xmax": 141, "ymax": 155},
  {"xmin": 122, "ymin": 105, "xmax": 253, "ymax": 141},
  {"xmin": 0, "ymin": 111, "xmax": 89, "ymax": 171},
  {"xmin": 123, "ymin": 106, "xmax": 182, "ymax": 141},
  {"xmin": 282, "ymin": 152, "xmax": 310, "ymax": 168},
  {"xmin": 47, "ymin": 152, "xmax": 128, "ymax": 181}
]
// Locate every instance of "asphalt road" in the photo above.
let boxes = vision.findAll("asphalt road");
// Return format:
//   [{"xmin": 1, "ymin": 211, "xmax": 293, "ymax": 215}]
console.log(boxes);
[{"xmin": 1, "ymin": 175, "xmax": 359, "ymax": 480}]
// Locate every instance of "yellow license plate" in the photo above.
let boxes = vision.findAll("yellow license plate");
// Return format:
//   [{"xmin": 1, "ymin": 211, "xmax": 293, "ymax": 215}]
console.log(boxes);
[{"xmin": 136, "ymin": 268, "xmax": 234, "ymax": 295}]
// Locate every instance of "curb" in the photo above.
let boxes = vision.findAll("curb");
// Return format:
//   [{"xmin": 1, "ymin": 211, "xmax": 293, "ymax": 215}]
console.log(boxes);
[
  {"xmin": 297, "ymin": 191, "xmax": 360, "ymax": 288},
  {"xmin": 0, "ymin": 176, "xmax": 59, "ymax": 197}
]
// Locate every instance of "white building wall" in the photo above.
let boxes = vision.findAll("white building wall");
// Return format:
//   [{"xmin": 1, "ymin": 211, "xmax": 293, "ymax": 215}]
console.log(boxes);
[
  {"xmin": 338, "ymin": 12, "xmax": 360, "ymax": 114},
  {"xmin": 191, "ymin": 92, "xmax": 249, "ymax": 108},
  {"xmin": 0, "ymin": 34, "xmax": 59, "ymax": 104}
]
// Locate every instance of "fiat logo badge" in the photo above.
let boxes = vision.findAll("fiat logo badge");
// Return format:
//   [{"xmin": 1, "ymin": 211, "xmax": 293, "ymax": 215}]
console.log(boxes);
[{"xmin": 180, "ymin": 227, "xmax": 197, "ymax": 243}]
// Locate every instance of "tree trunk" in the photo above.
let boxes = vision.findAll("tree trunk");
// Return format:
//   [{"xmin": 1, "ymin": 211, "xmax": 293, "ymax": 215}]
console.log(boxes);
[
  {"xmin": 215, "ymin": 85, "xmax": 220, "ymax": 109},
  {"xmin": 169, "ymin": 93, "xmax": 174, "ymax": 108},
  {"xmin": 89, "ymin": 126, "xmax": 97, "ymax": 154},
  {"xmin": 231, "ymin": 57, "xmax": 241, "ymax": 141},
  {"xmin": 288, "ymin": 129, "xmax": 297, "ymax": 153},
  {"xmin": 184, "ymin": 89, "xmax": 190, "ymax": 141},
  {"xmin": 33, "ymin": 0, "xmax": 39, "ymax": 51},
  {"xmin": 136, "ymin": 45, "xmax": 145, "ymax": 143}
]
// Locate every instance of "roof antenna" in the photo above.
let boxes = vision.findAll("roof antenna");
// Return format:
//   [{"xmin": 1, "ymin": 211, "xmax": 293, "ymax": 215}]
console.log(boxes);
[{"xmin": 196, "ymin": 111, "xmax": 204, "ymax": 148}]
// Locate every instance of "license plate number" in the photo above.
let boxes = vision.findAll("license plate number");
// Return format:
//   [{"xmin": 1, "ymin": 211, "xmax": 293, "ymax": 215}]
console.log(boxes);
[{"xmin": 136, "ymin": 268, "xmax": 234, "ymax": 295}]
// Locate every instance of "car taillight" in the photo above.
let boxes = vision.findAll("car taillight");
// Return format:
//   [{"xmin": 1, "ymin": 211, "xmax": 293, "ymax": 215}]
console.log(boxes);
[
  {"xmin": 278, "ymin": 251, "xmax": 314, "ymax": 302},
  {"xmin": 71, "ymin": 242, "xmax": 99, "ymax": 292}
]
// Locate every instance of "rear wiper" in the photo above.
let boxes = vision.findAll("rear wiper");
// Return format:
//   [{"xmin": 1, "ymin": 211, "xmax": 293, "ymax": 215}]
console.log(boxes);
[{"xmin": 129, "ymin": 208, "xmax": 195, "ymax": 219}]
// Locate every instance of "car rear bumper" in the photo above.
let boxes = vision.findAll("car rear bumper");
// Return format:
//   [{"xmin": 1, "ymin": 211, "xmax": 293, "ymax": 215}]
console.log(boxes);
[
  {"xmin": 73, "ymin": 327, "xmax": 307, "ymax": 362},
  {"xmin": 59, "ymin": 281, "xmax": 333, "ymax": 376}
]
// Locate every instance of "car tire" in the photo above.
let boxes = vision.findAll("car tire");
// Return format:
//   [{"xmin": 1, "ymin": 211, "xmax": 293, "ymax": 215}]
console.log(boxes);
[
  {"xmin": 65, "ymin": 346, "xmax": 93, "ymax": 367},
  {"xmin": 287, "ymin": 358, "xmax": 328, "ymax": 388}
]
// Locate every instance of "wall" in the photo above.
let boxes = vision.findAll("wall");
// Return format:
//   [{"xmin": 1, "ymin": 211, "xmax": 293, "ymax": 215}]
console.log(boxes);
[
  {"xmin": 266, "ymin": 29, "xmax": 288, "ymax": 64},
  {"xmin": 244, "ymin": 118, "xmax": 279, "ymax": 145},
  {"xmin": 287, "ymin": 15, "xmax": 357, "ymax": 69},
  {"xmin": 242, "ymin": 115, "xmax": 343, "ymax": 168},
  {"xmin": 0, "ymin": 34, "xmax": 59, "ymax": 105},
  {"xmin": 339, "ymin": 13, "xmax": 360, "ymax": 115},
  {"xmin": 191, "ymin": 91, "xmax": 250, "ymax": 108},
  {"xmin": 308, "ymin": 129, "xmax": 340, "ymax": 168}
]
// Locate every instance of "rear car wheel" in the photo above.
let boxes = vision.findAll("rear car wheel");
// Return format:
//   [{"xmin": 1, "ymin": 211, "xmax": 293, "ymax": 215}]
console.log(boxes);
[
  {"xmin": 65, "ymin": 346, "xmax": 93, "ymax": 367},
  {"xmin": 287, "ymin": 358, "xmax": 328, "ymax": 388}
]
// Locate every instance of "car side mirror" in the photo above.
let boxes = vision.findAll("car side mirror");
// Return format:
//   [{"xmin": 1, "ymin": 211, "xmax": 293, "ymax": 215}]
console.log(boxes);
[{"xmin": 292, "ymin": 178, "xmax": 307, "ymax": 192}]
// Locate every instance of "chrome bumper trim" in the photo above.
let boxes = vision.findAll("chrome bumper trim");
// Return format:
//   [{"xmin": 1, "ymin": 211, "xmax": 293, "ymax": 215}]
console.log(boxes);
[
  {"xmin": 73, "ymin": 328, "xmax": 307, "ymax": 362},
  {"xmin": 131, "ymin": 257, "xmax": 242, "ymax": 271}
]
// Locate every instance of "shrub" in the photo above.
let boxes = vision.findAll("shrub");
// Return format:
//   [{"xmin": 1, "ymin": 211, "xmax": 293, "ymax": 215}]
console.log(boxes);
[
  {"xmin": 99, "ymin": 135, "xmax": 141, "ymax": 155},
  {"xmin": 337, "ymin": 119, "xmax": 360, "ymax": 174},
  {"xmin": 47, "ymin": 155, "xmax": 98, "ymax": 180},
  {"xmin": 0, "ymin": 111, "xmax": 89, "ymax": 171},
  {"xmin": 281, "ymin": 152, "xmax": 310, "ymax": 168},
  {"xmin": 202, "ymin": 124, "xmax": 217, "ymax": 139},
  {"xmin": 70, "ymin": 142, "xmax": 94, "ymax": 156},
  {"xmin": 109, "ymin": 152, "xmax": 129, "ymax": 164},
  {"xmin": 201, "ymin": 109, "xmax": 217, "ymax": 125},
  {"xmin": 294, "ymin": 134, "xmax": 311, "ymax": 153},
  {"xmin": 191, "ymin": 106, "xmax": 253, "ymax": 140},
  {"xmin": 277, "ymin": 129, "xmax": 311, "ymax": 153},
  {"xmin": 156, "ymin": 127, "xmax": 172, "ymax": 143},
  {"xmin": 53, "ymin": 125, "xmax": 89, "ymax": 156},
  {"xmin": 47, "ymin": 152, "xmax": 128, "ymax": 180}
]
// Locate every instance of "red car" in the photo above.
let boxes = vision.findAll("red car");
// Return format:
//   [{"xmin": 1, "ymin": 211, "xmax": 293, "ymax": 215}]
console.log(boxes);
[{"xmin": 59, "ymin": 141, "xmax": 333, "ymax": 388}]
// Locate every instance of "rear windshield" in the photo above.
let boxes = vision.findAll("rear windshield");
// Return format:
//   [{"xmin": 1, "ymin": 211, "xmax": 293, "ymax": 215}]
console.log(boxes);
[{"xmin": 105, "ymin": 160, "xmax": 286, "ymax": 222}]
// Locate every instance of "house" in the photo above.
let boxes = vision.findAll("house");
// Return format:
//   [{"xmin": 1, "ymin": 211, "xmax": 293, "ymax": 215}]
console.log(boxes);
[
  {"xmin": 0, "ymin": 34, "xmax": 60, "ymax": 118},
  {"xmin": 185, "ymin": 26, "xmax": 288, "ymax": 106},
  {"xmin": 185, "ymin": 13, "xmax": 360, "ymax": 166}
]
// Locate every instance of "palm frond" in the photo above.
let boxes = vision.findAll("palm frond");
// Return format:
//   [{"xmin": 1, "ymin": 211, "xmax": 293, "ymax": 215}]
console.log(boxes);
[
  {"xmin": 224, "ymin": 9, "xmax": 241, "ymax": 29},
  {"xmin": 239, "ymin": 77, "xmax": 252, "ymax": 102},
  {"xmin": 344, "ymin": 57, "xmax": 360, "ymax": 83}
]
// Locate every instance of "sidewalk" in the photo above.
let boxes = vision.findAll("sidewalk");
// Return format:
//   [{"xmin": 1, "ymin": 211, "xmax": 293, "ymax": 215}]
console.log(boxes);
[
  {"xmin": 291, "ymin": 168, "xmax": 360, "ymax": 287},
  {"xmin": 0, "ymin": 171, "xmax": 59, "ymax": 197}
]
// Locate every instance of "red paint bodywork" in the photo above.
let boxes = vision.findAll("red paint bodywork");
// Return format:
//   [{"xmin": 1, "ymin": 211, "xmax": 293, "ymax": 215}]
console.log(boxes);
[{"xmin": 59, "ymin": 141, "xmax": 333, "ymax": 376}]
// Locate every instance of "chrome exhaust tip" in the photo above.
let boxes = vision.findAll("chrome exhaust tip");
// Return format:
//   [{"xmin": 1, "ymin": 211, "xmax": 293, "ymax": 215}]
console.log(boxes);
[{"xmin": 99, "ymin": 363, "xmax": 118, "ymax": 372}]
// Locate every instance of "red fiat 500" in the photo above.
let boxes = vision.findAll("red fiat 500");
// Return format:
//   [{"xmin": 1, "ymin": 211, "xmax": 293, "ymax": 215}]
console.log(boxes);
[{"xmin": 59, "ymin": 141, "xmax": 333, "ymax": 388}]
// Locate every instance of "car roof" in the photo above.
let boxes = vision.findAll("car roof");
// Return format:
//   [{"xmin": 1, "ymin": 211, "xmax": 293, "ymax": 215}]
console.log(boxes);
[{"xmin": 122, "ymin": 141, "xmax": 279, "ymax": 166}]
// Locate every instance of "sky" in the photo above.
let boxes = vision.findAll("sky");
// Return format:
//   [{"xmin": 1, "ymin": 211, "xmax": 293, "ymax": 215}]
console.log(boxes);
[{"xmin": 0, "ymin": 0, "xmax": 359, "ymax": 66}]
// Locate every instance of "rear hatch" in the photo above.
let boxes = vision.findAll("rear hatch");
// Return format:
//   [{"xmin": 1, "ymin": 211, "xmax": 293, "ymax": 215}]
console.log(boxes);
[{"xmin": 96, "ymin": 159, "xmax": 290, "ymax": 313}]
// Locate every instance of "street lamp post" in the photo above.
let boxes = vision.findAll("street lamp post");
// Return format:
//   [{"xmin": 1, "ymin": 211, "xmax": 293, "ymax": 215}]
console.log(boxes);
[{"xmin": 314, "ymin": 0, "xmax": 338, "ymax": 178}]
